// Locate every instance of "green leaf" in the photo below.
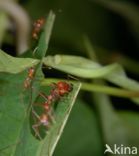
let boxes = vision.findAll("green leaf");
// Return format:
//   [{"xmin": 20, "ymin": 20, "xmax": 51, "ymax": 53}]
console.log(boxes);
[
  {"xmin": 0, "ymin": 49, "xmax": 39, "ymax": 73},
  {"xmin": 0, "ymin": 15, "xmax": 56, "ymax": 156},
  {"xmin": 0, "ymin": 71, "xmax": 81, "ymax": 156},
  {"xmin": 93, "ymin": 92, "xmax": 139, "ymax": 156},
  {"xmin": 0, "ymin": 72, "xmax": 33, "ymax": 156},
  {"xmin": 119, "ymin": 111, "xmax": 139, "ymax": 146},
  {"xmin": 0, "ymin": 10, "xmax": 79, "ymax": 156},
  {"xmin": 43, "ymin": 55, "xmax": 120, "ymax": 78},
  {"xmin": 36, "ymin": 82, "xmax": 81, "ymax": 156},
  {"xmin": 0, "ymin": 11, "xmax": 55, "ymax": 74},
  {"xmin": 54, "ymin": 99, "xmax": 103, "ymax": 156},
  {"xmin": 93, "ymin": 93, "xmax": 128, "ymax": 148},
  {"xmin": 43, "ymin": 55, "xmax": 139, "ymax": 104}
]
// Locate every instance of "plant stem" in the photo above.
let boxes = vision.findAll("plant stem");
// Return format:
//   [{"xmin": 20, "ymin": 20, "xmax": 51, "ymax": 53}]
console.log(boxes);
[{"xmin": 41, "ymin": 78, "xmax": 139, "ymax": 98}]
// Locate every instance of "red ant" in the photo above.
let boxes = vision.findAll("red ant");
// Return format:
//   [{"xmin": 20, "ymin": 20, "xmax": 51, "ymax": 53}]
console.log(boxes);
[
  {"xmin": 20, "ymin": 66, "xmax": 36, "ymax": 112},
  {"xmin": 32, "ymin": 81, "xmax": 72, "ymax": 139},
  {"xmin": 32, "ymin": 17, "xmax": 45, "ymax": 39},
  {"xmin": 35, "ymin": 81, "xmax": 72, "ymax": 111},
  {"xmin": 50, "ymin": 81, "xmax": 73, "ymax": 99},
  {"xmin": 23, "ymin": 67, "xmax": 35, "ymax": 89}
]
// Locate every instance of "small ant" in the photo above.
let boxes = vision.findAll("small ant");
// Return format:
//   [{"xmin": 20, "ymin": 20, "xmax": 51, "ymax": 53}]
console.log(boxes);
[
  {"xmin": 32, "ymin": 81, "xmax": 72, "ymax": 139},
  {"xmin": 32, "ymin": 17, "xmax": 45, "ymax": 39},
  {"xmin": 24, "ymin": 67, "xmax": 35, "ymax": 89}
]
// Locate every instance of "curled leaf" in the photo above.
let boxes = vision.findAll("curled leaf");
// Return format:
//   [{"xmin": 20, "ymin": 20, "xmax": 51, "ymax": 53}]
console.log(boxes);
[{"xmin": 0, "ymin": 49, "xmax": 39, "ymax": 73}]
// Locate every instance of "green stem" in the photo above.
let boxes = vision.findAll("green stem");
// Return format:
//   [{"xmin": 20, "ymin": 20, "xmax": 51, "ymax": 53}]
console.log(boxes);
[{"xmin": 41, "ymin": 78, "xmax": 139, "ymax": 98}]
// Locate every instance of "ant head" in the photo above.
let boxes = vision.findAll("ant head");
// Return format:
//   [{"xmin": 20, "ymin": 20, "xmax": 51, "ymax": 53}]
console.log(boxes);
[
  {"xmin": 57, "ymin": 81, "xmax": 72, "ymax": 96},
  {"xmin": 57, "ymin": 81, "xmax": 72, "ymax": 90}
]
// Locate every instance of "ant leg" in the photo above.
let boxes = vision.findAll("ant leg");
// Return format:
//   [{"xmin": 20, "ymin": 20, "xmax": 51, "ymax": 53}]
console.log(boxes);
[
  {"xmin": 32, "ymin": 122, "xmax": 42, "ymax": 140},
  {"xmin": 47, "ymin": 110, "xmax": 56, "ymax": 124},
  {"xmin": 50, "ymin": 83, "xmax": 57, "ymax": 90},
  {"xmin": 31, "ymin": 110, "xmax": 42, "ymax": 140},
  {"xmin": 48, "ymin": 106, "xmax": 56, "ymax": 124},
  {"xmin": 38, "ymin": 92, "xmax": 48, "ymax": 101},
  {"xmin": 67, "ymin": 74, "xmax": 79, "ymax": 81},
  {"xmin": 32, "ymin": 107, "xmax": 40, "ymax": 120}
]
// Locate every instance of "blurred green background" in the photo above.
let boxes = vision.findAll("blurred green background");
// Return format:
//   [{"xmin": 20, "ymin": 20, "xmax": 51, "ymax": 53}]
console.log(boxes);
[{"xmin": 2, "ymin": 0, "xmax": 139, "ymax": 155}]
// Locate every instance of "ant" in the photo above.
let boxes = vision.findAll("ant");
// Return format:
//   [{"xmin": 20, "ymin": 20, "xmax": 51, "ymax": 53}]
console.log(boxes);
[
  {"xmin": 32, "ymin": 81, "xmax": 73, "ymax": 139},
  {"xmin": 20, "ymin": 66, "xmax": 36, "ymax": 114},
  {"xmin": 32, "ymin": 17, "xmax": 45, "ymax": 40},
  {"xmin": 34, "ymin": 81, "xmax": 72, "ymax": 112},
  {"xmin": 23, "ymin": 67, "xmax": 35, "ymax": 89}
]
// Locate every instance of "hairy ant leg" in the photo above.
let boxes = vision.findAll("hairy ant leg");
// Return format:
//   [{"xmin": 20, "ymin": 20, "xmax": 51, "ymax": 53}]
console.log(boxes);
[
  {"xmin": 36, "ymin": 92, "xmax": 56, "ymax": 123},
  {"xmin": 32, "ymin": 110, "xmax": 50, "ymax": 140},
  {"xmin": 32, "ymin": 110, "xmax": 43, "ymax": 140}
]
